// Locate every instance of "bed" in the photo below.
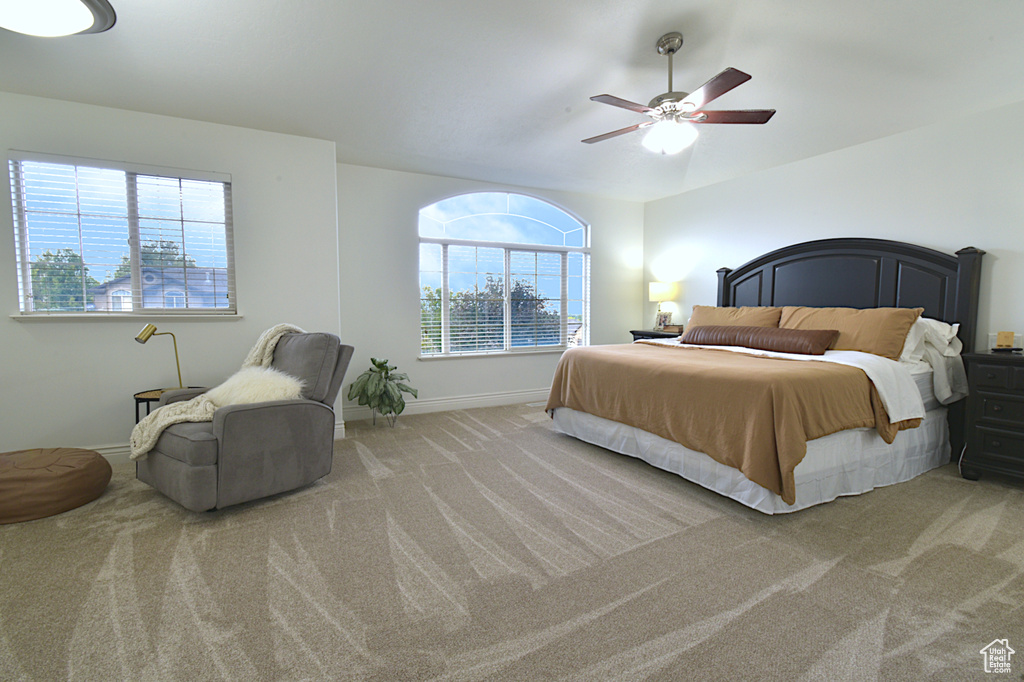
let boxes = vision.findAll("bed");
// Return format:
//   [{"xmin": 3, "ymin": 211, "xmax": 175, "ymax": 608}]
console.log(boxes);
[{"xmin": 546, "ymin": 238, "xmax": 984, "ymax": 513}]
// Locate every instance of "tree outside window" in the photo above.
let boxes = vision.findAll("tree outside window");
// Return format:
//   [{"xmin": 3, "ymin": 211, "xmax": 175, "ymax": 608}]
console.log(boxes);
[
  {"xmin": 418, "ymin": 192, "xmax": 589, "ymax": 356},
  {"xmin": 8, "ymin": 153, "xmax": 234, "ymax": 315}
]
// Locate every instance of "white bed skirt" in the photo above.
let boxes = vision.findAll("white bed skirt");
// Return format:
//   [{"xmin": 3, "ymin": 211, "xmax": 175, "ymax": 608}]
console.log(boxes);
[{"xmin": 550, "ymin": 407, "xmax": 950, "ymax": 514}]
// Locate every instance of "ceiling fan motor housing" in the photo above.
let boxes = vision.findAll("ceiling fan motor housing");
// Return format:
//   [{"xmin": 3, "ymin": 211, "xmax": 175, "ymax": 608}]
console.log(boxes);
[{"xmin": 648, "ymin": 92, "xmax": 690, "ymax": 110}]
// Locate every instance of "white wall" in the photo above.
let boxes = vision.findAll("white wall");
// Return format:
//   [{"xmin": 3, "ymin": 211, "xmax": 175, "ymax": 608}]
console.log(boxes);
[
  {"xmin": 0, "ymin": 92, "xmax": 340, "ymax": 456},
  {"xmin": 337, "ymin": 164, "xmax": 644, "ymax": 417},
  {"xmin": 643, "ymin": 98, "xmax": 1024, "ymax": 352}
]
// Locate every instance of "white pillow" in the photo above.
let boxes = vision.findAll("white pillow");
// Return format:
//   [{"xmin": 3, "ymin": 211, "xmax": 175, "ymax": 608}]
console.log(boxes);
[
  {"xmin": 898, "ymin": 317, "xmax": 967, "ymax": 404},
  {"xmin": 899, "ymin": 317, "xmax": 961, "ymax": 363},
  {"xmin": 205, "ymin": 366, "xmax": 305, "ymax": 407}
]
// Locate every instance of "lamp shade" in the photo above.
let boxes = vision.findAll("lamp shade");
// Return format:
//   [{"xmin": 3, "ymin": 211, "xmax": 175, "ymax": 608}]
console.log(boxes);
[
  {"xmin": 648, "ymin": 281, "xmax": 678, "ymax": 302},
  {"xmin": 641, "ymin": 120, "xmax": 698, "ymax": 155},
  {"xmin": 135, "ymin": 323, "xmax": 157, "ymax": 343}
]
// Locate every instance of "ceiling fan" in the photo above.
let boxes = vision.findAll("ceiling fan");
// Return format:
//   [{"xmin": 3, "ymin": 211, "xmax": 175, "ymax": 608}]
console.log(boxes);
[{"xmin": 583, "ymin": 32, "xmax": 775, "ymax": 154}]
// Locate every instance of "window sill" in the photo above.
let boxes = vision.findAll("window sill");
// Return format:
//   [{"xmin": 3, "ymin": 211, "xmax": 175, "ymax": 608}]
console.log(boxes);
[
  {"xmin": 10, "ymin": 312, "xmax": 244, "ymax": 322},
  {"xmin": 418, "ymin": 347, "xmax": 571, "ymax": 360}
]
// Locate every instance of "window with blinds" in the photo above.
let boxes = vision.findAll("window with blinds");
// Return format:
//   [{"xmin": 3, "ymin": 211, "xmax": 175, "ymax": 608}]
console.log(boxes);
[
  {"xmin": 8, "ymin": 151, "xmax": 235, "ymax": 315},
  {"xmin": 419, "ymin": 192, "xmax": 590, "ymax": 356}
]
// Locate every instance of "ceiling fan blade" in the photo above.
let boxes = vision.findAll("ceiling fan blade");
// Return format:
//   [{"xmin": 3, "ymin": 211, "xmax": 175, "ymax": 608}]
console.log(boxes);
[
  {"xmin": 582, "ymin": 121, "xmax": 654, "ymax": 144},
  {"xmin": 680, "ymin": 68, "xmax": 751, "ymax": 111},
  {"xmin": 590, "ymin": 94, "xmax": 653, "ymax": 114},
  {"xmin": 691, "ymin": 109, "xmax": 776, "ymax": 124}
]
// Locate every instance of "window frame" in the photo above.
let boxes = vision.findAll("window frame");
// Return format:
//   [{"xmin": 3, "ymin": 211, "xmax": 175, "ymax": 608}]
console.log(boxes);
[
  {"xmin": 418, "ymin": 193, "xmax": 591, "ymax": 358},
  {"xmin": 8, "ymin": 150, "xmax": 236, "ymax": 317}
]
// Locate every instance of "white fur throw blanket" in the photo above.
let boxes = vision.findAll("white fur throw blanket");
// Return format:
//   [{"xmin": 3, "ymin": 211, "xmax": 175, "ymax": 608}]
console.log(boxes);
[{"xmin": 129, "ymin": 323, "xmax": 306, "ymax": 460}]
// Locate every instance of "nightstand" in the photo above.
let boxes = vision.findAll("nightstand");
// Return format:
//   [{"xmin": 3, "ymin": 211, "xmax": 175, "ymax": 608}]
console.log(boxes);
[
  {"xmin": 630, "ymin": 329, "xmax": 681, "ymax": 341},
  {"xmin": 962, "ymin": 351, "xmax": 1024, "ymax": 482}
]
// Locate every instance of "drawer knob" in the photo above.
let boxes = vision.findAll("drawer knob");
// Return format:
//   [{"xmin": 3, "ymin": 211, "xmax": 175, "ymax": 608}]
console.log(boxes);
[
  {"xmin": 993, "ymin": 405, "xmax": 1003, "ymax": 412},
  {"xmin": 992, "ymin": 440, "xmax": 1002, "ymax": 448},
  {"xmin": 987, "ymin": 373, "xmax": 996, "ymax": 380}
]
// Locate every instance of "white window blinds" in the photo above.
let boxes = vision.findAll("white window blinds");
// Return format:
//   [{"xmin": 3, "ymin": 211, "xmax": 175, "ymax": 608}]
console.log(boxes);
[
  {"xmin": 418, "ymin": 192, "xmax": 590, "ymax": 356},
  {"xmin": 8, "ymin": 151, "xmax": 235, "ymax": 315}
]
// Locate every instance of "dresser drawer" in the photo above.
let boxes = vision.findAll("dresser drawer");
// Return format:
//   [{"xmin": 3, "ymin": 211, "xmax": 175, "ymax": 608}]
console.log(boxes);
[
  {"xmin": 977, "ymin": 392, "xmax": 1024, "ymax": 427},
  {"xmin": 974, "ymin": 425, "xmax": 1024, "ymax": 464},
  {"xmin": 973, "ymin": 363, "xmax": 1013, "ymax": 389}
]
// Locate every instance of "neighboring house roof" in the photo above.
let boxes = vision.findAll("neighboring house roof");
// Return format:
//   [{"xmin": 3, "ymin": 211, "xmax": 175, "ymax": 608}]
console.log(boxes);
[{"xmin": 89, "ymin": 267, "xmax": 227, "ymax": 296}]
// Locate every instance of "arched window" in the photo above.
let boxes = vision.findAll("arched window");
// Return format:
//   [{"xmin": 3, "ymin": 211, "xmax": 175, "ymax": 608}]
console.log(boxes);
[
  {"xmin": 110, "ymin": 289, "xmax": 132, "ymax": 311},
  {"xmin": 164, "ymin": 291, "xmax": 185, "ymax": 308},
  {"xmin": 419, "ymin": 192, "xmax": 589, "ymax": 356}
]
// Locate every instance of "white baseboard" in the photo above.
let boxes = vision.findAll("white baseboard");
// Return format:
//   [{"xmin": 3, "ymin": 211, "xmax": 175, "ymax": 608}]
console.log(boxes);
[
  {"xmin": 340, "ymin": 387, "xmax": 550, "ymax": 423},
  {"xmin": 93, "ymin": 389, "xmax": 541, "ymax": 464},
  {"xmin": 95, "ymin": 420, "xmax": 348, "ymax": 465},
  {"xmin": 91, "ymin": 443, "xmax": 133, "ymax": 465}
]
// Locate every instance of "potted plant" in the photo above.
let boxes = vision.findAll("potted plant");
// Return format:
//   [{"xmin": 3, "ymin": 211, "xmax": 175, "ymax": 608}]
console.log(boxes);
[{"xmin": 347, "ymin": 358, "xmax": 418, "ymax": 426}]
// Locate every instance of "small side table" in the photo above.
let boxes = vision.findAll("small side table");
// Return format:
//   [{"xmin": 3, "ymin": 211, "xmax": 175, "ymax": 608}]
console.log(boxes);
[
  {"xmin": 630, "ymin": 329, "xmax": 681, "ymax": 341},
  {"xmin": 134, "ymin": 387, "xmax": 202, "ymax": 423},
  {"xmin": 134, "ymin": 389, "xmax": 168, "ymax": 423}
]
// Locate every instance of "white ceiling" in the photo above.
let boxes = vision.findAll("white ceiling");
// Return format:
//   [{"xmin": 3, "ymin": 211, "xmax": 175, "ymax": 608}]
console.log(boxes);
[{"xmin": 1, "ymin": 1, "xmax": 1023, "ymax": 202}]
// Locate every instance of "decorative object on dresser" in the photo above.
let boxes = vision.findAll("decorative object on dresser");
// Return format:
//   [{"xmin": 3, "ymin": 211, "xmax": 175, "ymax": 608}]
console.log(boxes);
[
  {"xmin": 961, "ymin": 351, "xmax": 1024, "ymax": 483},
  {"xmin": 135, "ymin": 323, "xmax": 184, "ymax": 389}
]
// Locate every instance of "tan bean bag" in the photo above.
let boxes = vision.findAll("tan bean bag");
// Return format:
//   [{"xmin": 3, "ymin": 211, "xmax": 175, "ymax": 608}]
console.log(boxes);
[{"xmin": 0, "ymin": 448, "xmax": 112, "ymax": 524}]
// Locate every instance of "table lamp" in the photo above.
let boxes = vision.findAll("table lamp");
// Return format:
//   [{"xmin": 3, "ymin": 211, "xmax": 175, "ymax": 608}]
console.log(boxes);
[
  {"xmin": 135, "ymin": 323, "xmax": 183, "ymax": 388},
  {"xmin": 648, "ymin": 281, "xmax": 678, "ymax": 328}
]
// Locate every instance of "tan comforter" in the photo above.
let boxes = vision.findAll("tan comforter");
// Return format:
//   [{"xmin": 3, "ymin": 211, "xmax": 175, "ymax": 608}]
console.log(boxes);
[{"xmin": 544, "ymin": 343, "xmax": 921, "ymax": 505}]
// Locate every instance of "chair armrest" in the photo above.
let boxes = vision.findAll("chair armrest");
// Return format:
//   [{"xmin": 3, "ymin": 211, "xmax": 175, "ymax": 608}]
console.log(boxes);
[
  {"xmin": 159, "ymin": 387, "xmax": 209, "ymax": 406},
  {"xmin": 211, "ymin": 399, "xmax": 336, "ymax": 509}
]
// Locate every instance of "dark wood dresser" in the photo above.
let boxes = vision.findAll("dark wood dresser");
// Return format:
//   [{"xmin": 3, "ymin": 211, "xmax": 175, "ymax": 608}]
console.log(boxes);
[{"xmin": 962, "ymin": 351, "xmax": 1024, "ymax": 481}]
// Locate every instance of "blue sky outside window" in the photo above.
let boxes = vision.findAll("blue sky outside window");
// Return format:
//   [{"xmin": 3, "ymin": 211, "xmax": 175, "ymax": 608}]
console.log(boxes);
[
  {"xmin": 9, "ymin": 154, "xmax": 234, "ymax": 314},
  {"xmin": 419, "ymin": 192, "xmax": 589, "ymax": 355}
]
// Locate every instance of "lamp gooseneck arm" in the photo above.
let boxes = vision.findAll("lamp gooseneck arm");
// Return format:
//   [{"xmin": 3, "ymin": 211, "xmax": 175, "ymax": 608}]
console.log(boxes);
[{"xmin": 154, "ymin": 331, "xmax": 183, "ymax": 388}]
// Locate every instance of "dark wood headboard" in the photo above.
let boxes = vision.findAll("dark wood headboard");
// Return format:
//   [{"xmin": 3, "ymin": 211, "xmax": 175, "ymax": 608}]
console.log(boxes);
[{"xmin": 716, "ymin": 238, "xmax": 984, "ymax": 352}]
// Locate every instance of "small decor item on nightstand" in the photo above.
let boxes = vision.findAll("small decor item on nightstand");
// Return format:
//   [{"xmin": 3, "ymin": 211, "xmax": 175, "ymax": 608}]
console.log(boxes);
[
  {"xmin": 993, "ymin": 331, "xmax": 1022, "ymax": 352},
  {"xmin": 662, "ymin": 324, "xmax": 685, "ymax": 334},
  {"xmin": 654, "ymin": 311, "xmax": 672, "ymax": 330},
  {"xmin": 347, "ymin": 358, "xmax": 418, "ymax": 427}
]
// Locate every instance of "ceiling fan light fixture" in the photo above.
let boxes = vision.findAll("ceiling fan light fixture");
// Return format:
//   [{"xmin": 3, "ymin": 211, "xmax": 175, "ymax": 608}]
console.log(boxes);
[
  {"xmin": 642, "ymin": 120, "xmax": 697, "ymax": 155},
  {"xmin": 0, "ymin": 0, "xmax": 116, "ymax": 37}
]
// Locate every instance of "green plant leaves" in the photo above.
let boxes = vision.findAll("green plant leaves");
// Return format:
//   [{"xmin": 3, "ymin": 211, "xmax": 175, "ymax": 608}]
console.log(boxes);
[{"xmin": 347, "ymin": 359, "xmax": 417, "ymax": 425}]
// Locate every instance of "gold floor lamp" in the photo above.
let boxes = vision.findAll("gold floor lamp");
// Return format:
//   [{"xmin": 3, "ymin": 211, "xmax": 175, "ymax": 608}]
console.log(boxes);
[{"xmin": 135, "ymin": 323, "xmax": 183, "ymax": 388}]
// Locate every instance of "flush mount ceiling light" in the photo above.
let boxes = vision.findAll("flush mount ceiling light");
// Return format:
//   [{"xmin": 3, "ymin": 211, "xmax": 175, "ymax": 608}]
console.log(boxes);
[{"xmin": 0, "ymin": 0, "xmax": 116, "ymax": 37}]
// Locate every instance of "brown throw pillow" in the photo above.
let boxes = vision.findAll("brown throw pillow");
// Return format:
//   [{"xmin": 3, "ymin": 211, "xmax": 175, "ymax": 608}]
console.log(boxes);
[
  {"xmin": 681, "ymin": 325, "xmax": 840, "ymax": 355},
  {"xmin": 779, "ymin": 306, "xmax": 923, "ymax": 360},
  {"xmin": 688, "ymin": 305, "xmax": 782, "ymax": 328}
]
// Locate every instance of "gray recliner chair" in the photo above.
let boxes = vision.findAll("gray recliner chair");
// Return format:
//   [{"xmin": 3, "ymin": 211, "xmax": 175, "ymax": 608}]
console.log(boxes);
[{"xmin": 136, "ymin": 332, "xmax": 354, "ymax": 512}]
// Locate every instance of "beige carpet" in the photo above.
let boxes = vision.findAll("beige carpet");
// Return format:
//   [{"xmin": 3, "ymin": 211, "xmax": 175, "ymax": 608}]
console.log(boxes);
[{"xmin": 1, "ymin": 403, "xmax": 1022, "ymax": 681}]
